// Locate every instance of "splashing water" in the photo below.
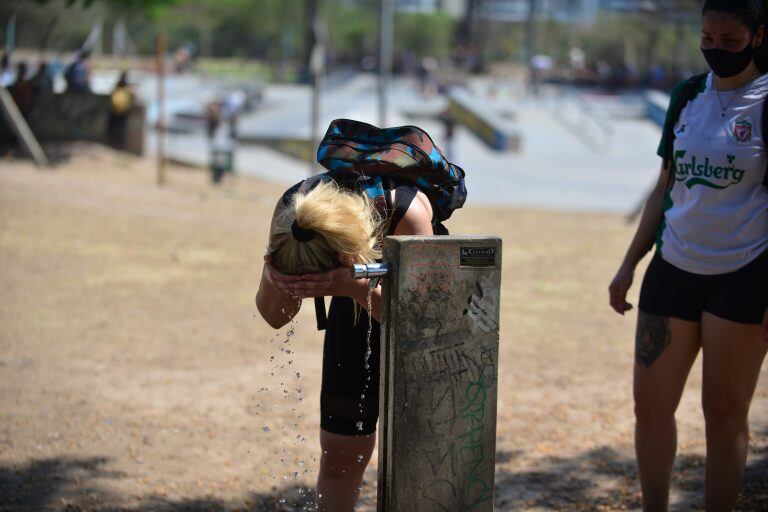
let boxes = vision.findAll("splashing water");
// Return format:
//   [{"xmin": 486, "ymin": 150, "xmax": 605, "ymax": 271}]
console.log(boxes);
[
  {"xmin": 353, "ymin": 283, "xmax": 376, "ymax": 438},
  {"xmin": 364, "ymin": 285, "xmax": 374, "ymax": 370}
]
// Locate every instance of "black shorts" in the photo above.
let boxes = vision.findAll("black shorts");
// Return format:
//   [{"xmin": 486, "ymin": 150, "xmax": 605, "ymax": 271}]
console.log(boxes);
[
  {"xmin": 639, "ymin": 251, "xmax": 768, "ymax": 325},
  {"xmin": 320, "ymin": 296, "xmax": 380, "ymax": 436}
]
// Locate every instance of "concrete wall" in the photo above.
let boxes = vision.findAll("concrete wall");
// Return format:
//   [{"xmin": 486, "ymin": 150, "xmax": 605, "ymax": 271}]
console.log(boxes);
[{"xmin": 0, "ymin": 91, "xmax": 145, "ymax": 155}]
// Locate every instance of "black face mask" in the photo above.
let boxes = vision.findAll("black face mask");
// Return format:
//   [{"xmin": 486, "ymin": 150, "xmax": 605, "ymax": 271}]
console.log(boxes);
[{"xmin": 701, "ymin": 42, "xmax": 755, "ymax": 78}]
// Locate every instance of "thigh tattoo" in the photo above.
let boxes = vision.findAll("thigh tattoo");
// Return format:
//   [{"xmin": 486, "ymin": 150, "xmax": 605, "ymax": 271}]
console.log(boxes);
[{"xmin": 635, "ymin": 312, "xmax": 671, "ymax": 368}]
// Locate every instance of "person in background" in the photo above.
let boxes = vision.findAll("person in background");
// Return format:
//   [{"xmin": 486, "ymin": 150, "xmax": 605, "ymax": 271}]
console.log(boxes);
[
  {"xmin": 9, "ymin": 62, "xmax": 34, "ymax": 117},
  {"xmin": 440, "ymin": 108, "xmax": 456, "ymax": 161},
  {"xmin": 0, "ymin": 52, "xmax": 12, "ymax": 87},
  {"xmin": 205, "ymin": 99, "xmax": 221, "ymax": 141},
  {"xmin": 609, "ymin": 1, "xmax": 768, "ymax": 510},
  {"xmin": 108, "ymin": 71, "xmax": 133, "ymax": 149},
  {"xmin": 28, "ymin": 61, "xmax": 52, "ymax": 109},
  {"xmin": 65, "ymin": 49, "xmax": 91, "ymax": 93}
]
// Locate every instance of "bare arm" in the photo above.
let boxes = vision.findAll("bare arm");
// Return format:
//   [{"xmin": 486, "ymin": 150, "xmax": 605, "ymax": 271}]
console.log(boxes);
[
  {"xmin": 255, "ymin": 200, "xmax": 302, "ymax": 329},
  {"xmin": 621, "ymin": 163, "xmax": 671, "ymax": 269},
  {"xmin": 609, "ymin": 163, "xmax": 671, "ymax": 315},
  {"xmin": 286, "ymin": 190, "xmax": 434, "ymax": 322}
]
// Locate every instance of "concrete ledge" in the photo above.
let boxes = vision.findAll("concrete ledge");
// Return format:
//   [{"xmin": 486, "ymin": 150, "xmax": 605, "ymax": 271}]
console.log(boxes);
[
  {"xmin": 0, "ymin": 91, "xmax": 145, "ymax": 155},
  {"xmin": 646, "ymin": 90, "xmax": 670, "ymax": 129}
]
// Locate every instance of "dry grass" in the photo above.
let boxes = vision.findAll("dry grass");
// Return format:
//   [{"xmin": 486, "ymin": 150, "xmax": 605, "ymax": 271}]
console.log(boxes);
[{"xmin": 0, "ymin": 145, "xmax": 766, "ymax": 511}]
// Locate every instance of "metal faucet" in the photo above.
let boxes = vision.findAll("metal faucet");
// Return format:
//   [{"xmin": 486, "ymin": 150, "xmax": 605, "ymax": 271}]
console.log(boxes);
[{"xmin": 351, "ymin": 263, "xmax": 389, "ymax": 289}]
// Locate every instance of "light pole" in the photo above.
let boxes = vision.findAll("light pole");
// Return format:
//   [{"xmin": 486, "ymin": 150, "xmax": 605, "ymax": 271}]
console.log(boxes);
[
  {"xmin": 308, "ymin": 0, "xmax": 325, "ymax": 174},
  {"xmin": 156, "ymin": 31, "xmax": 166, "ymax": 186},
  {"xmin": 378, "ymin": 0, "xmax": 394, "ymax": 127}
]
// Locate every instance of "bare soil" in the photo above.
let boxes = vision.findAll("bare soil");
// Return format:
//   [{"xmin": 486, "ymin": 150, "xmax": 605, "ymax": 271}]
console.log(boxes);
[{"xmin": 0, "ymin": 145, "xmax": 766, "ymax": 511}]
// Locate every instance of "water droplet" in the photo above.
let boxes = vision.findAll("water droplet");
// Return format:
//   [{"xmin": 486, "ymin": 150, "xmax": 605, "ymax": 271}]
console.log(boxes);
[
  {"xmin": 357, "ymin": 454, "xmax": 364, "ymax": 462},
  {"xmin": 356, "ymin": 421, "xmax": 364, "ymax": 431},
  {"xmin": 360, "ymin": 394, "xmax": 365, "ymax": 399},
  {"xmin": 262, "ymin": 426, "xmax": 271, "ymax": 432},
  {"xmin": 288, "ymin": 360, "xmax": 293, "ymax": 364},
  {"xmin": 296, "ymin": 372, "xmax": 301, "ymax": 379}
]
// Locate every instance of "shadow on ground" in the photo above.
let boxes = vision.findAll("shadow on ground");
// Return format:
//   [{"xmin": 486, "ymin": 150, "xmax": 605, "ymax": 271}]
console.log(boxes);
[
  {"xmin": 1, "ymin": 443, "xmax": 766, "ymax": 511},
  {"xmin": 494, "ymin": 442, "xmax": 768, "ymax": 511},
  {"xmin": 0, "ymin": 456, "xmax": 316, "ymax": 512}
]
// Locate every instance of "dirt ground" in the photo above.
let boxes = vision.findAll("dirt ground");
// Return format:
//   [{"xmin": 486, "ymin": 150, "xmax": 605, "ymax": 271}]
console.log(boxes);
[{"xmin": 0, "ymin": 145, "xmax": 766, "ymax": 512}]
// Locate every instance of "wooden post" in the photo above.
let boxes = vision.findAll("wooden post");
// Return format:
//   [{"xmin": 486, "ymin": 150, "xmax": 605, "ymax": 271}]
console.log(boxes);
[
  {"xmin": 378, "ymin": 236, "xmax": 502, "ymax": 511},
  {"xmin": 156, "ymin": 32, "xmax": 166, "ymax": 186}
]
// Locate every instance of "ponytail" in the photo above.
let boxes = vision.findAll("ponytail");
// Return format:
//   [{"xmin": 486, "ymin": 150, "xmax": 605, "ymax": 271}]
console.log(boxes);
[{"xmin": 270, "ymin": 181, "xmax": 382, "ymax": 275}]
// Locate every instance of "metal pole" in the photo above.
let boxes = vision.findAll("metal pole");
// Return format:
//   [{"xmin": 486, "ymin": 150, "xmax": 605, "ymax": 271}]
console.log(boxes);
[
  {"xmin": 526, "ymin": 0, "xmax": 537, "ymax": 88},
  {"xmin": 308, "ymin": 0, "xmax": 323, "ymax": 174},
  {"xmin": 156, "ymin": 32, "xmax": 166, "ymax": 186},
  {"xmin": 378, "ymin": 0, "xmax": 394, "ymax": 127},
  {"xmin": 6, "ymin": 14, "xmax": 16, "ymax": 53}
]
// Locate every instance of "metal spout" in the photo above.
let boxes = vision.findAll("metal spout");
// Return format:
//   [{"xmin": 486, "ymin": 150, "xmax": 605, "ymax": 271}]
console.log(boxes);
[{"xmin": 351, "ymin": 263, "xmax": 389, "ymax": 279}]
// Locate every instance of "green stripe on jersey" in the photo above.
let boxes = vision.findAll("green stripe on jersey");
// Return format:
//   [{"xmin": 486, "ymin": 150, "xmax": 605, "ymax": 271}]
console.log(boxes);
[{"xmin": 656, "ymin": 75, "xmax": 708, "ymax": 159}]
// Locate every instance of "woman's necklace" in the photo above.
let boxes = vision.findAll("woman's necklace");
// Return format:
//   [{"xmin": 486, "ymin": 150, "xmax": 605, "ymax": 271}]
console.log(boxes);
[{"xmin": 714, "ymin": 71, "xmax": 759, "ymax": 119}]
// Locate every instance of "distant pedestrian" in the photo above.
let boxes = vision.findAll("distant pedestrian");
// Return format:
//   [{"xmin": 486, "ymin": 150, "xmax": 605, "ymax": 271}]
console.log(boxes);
[
  {"xmin": 440, "ymin": 108, "xmax": 456, "ymax": 160},
  {"xmin": 65, "ymin": 49, "xmax": 91, "ymax": 93},
  {"xmin": 9, "ymin": 62, "xmax": 34, "ymax": 117},
  {"xmin": 0, "ymin": 52, "xmax": 12, "ymax": 87},
  {"xmin": 28, "ymin": 61, "xmax": 52, "ymax": 110},
  {"xmin": 108, "ymin": 71, "xmax": 133, "ymax": 149},
  {"xmin": 205, "ymin": 100, "xmax": 221, "ymax": 141}
]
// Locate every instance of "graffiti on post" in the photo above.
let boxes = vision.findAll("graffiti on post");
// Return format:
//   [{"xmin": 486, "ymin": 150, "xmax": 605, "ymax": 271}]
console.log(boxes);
[{"xmin": 463, "ymin": 275, "xmax": 499, "ymax": 334}]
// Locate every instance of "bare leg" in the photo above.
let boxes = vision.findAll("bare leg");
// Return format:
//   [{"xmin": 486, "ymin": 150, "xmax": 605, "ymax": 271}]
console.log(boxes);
[
  {"xmin": 316, "ymin": 429, "xmax": 375, "ymax": 512},
  {"xmin": 701, "ymin": 312, "xmax": 767, "ymax": 512},
  {"xmin": 634, "ymin": 313, "xmax": 701, "ymax": 512}
]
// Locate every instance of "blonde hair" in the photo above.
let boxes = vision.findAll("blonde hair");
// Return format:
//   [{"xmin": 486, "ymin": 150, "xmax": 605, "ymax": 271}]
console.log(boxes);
[{"xmin": 270, "ymin": 180, "xmax": 382, "ymax": 275}]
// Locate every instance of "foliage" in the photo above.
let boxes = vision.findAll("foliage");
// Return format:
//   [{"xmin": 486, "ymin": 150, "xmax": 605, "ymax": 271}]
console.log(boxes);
[
  {"xmin": 393, "ymin": 11, "xmax": 455, "ymax": 60},
  {"xmin": 29, "ymin": 0, "xmax": 178, "ymax": 13},
  {"xmin": 1, "ymin": 0, "xmax": 706, "ymax": 81}
]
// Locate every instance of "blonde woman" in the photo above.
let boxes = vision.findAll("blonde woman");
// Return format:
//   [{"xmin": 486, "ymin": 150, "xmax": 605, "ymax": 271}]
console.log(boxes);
[{"xmin": 256, "ymin": 178, "xmax": 433, "ymax": 511}]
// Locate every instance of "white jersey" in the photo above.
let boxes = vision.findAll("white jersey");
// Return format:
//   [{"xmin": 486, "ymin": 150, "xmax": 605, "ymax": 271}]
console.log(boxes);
[{"xmin": 657, "ymin": 72, "xmax": 768, "ymax": 275}]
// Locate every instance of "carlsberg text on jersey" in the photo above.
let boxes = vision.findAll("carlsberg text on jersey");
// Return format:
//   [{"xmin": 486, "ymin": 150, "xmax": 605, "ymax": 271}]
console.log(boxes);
[{"xmin": 674, "ymin": 150, "xmax": 746, "ymax": 190}]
